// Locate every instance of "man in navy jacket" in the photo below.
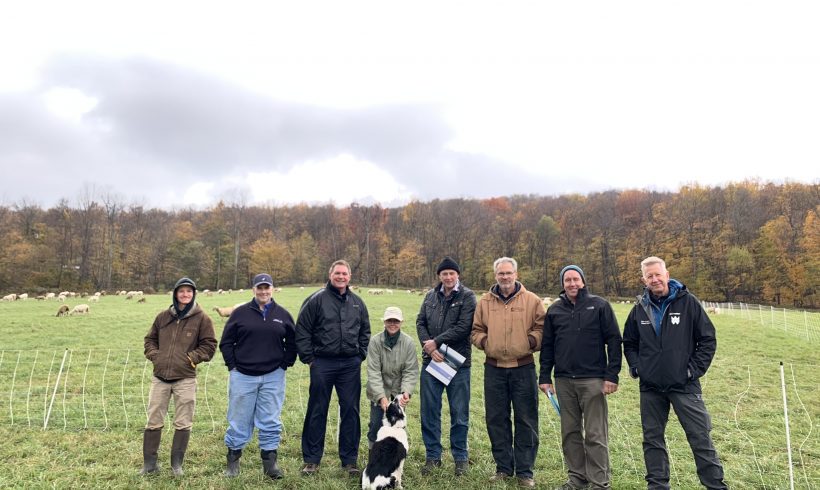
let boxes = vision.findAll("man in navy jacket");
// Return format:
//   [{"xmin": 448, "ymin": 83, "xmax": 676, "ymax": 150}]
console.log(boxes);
[
  {"xmin": 623, "ymin": 257, "xmax": 726, "ymax": 490},
  {"xmin": 220, "ymin": 273, "xmax": 296, "ymax": 479}
]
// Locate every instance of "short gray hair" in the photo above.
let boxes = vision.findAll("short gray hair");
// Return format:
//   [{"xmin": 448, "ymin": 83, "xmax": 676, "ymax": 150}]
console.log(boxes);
[
  {"xmin": 493, "ymin": 257, "xmax": 518, "ymax": 273},
  {"xmin": 328, "ymin": 259, "xmax": 352, "ymax": 275},
  {"xmin": 640, "ymin": 256, "xmax": 667, "ymax": 275}
]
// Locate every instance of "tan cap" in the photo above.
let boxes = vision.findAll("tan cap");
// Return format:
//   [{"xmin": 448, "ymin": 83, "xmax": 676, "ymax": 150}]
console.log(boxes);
[{"xmin": 382, "ymin": 306, "xmax": 403, "ymax": 321}]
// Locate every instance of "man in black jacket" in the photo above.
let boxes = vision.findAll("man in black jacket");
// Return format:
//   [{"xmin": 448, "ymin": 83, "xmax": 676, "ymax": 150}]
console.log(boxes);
[
  {"xmin": 296, "ymin": 259, "xmax": 371, "ymax": 476},
  {"xmin": 539, "ymin": 265, "xmax": 622, "ymax": 490},
  {"xmin": 623, "ymin": 257, "xmax": 726, "ymax": 490},
  {"xmin": 416, "ymin": 257, "xmax": 477, "ymax": 476},
  {"xmin": 219, "ymin": 273, "xmax": 297, "ymax": 479}
]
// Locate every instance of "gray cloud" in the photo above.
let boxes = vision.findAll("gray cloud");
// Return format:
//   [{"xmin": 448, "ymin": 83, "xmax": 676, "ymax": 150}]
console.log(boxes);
[{"xmin": 1, "ymin": 54, "xmax": 582, "ymax": 208}]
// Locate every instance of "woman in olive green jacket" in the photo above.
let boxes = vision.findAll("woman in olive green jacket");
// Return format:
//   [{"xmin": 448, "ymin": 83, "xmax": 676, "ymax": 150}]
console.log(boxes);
[{"xmin": 365, "ymin": 306, "xmax": 419, "ymax": 447}]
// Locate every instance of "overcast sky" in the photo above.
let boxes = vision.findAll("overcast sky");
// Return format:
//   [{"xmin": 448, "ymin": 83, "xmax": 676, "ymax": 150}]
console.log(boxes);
[{"xmin": 1, "ymin": 1, "xmax": 818, "ymax": 210}]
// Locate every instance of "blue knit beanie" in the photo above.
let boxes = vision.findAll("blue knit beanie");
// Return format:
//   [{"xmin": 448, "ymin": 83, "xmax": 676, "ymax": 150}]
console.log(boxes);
[{"xmin": 559, "ymin": 265, "xmax": 586, "ymax": 286}]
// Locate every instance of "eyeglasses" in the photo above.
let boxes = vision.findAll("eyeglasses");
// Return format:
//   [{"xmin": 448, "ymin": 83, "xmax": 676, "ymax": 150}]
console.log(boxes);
[{"xmin": 496, "ymin": 271, "xmax": 515, "ymax": 276}]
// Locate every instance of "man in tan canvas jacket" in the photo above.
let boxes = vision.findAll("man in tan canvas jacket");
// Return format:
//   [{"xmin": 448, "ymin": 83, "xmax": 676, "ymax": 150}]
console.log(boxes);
[{"xmin": 472, "ymin": 257, "xmax": 545, "ymax": 488}]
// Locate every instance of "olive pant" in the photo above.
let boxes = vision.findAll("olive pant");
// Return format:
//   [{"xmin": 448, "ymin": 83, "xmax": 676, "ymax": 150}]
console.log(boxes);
[{"xmin": 555, "ymin": 377, "xmax": 611, "ymax": 489}]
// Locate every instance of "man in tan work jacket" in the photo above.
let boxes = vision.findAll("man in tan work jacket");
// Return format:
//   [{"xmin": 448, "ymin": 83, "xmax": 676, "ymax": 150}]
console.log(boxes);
[{"xmin": 472, "ymin": 257, "xmax": 545, "ymax": 488}]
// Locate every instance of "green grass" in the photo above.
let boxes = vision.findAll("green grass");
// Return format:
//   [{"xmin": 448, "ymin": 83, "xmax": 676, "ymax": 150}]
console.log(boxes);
[{"xmin": 0, "ymin": 289, "xmax": 818, "ymax": 489}]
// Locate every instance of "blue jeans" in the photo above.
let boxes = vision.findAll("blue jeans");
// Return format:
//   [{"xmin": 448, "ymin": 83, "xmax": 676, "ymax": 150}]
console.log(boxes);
[
  {"xmin": 420, "ymin": 363, "xmax": 470, "ymax": 461},
  {"xmin": 224, "ymin": 368, "xmax": 286, "ymax": 451}
]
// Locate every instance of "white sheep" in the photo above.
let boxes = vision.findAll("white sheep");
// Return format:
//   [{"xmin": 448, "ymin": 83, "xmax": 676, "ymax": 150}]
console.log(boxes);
[
  {"xmin": 213, "ymin": 306, "xmax": 235, "ymax": 318},
  {"xmin": 89, "ymin": 295, "xmax": 99, "ymax": 302},
  {"xmin": 70, "ymin": 304, "xmax": 90, "ymax": 315},
  {"xmin": 18, "ymin": 293, "xmax": 29, "ymax": 300},
  {"xmin": 46, "ymin": 292, "xmax": 55, "ymax": 300}
]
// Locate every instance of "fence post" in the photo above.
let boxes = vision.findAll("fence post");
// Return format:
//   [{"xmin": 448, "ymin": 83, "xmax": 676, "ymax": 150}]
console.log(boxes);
[
  {"xmin": 779, "ymin": 362, "xmax": 795, "ymax": 490},
  {"xmin": 44, "ymin": 349, "xmax": 68, "ymax": 430}
]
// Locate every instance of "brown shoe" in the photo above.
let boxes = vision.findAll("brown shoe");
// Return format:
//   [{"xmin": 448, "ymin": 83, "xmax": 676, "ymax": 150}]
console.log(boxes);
[
  {"xmin": 301, "ymin": 463, "xmax": 319, "ymax": 475},
  {"xmin": 454, "ymin": 460, "xmax": 468, "ymax": 476},
  {"xmin": 489, "ymin": 471, "xmax": 511, "ymax": 482},
  {"xmin": 518, "ymin": 476, "xmax": 536, "ymax": 488},
  {"xmin": 342, "ymin": 464, "xmax": 361, "ymax": 477}
]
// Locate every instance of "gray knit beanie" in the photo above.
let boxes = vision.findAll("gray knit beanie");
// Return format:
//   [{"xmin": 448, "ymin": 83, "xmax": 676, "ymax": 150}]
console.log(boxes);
[{"xmin": 559, "ymin": 265, "xmax": 586, "ymax": 285}]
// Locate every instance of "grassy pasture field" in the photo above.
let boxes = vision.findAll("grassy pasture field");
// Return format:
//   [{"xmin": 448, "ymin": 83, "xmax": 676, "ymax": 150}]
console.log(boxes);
[{"xmin": 0, "ymin": 287, "xmax": 818, "ymax": 489}]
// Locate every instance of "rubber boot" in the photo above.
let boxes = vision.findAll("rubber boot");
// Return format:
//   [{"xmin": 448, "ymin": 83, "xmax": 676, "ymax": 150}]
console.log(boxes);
[
  {"xmin": 261, "ymin": 449, "xmax": 284, "ymax": 479},
  {"xmin": 170, "ymin": 429, "xmax": 190, "ymax": 477},
  {"xmin": 139, "ymin": 429, "xmax": 162, "ymax": 475},
  {"xmin": 225, "ymin": 448, "xmax": 242, "ymax": 477}
]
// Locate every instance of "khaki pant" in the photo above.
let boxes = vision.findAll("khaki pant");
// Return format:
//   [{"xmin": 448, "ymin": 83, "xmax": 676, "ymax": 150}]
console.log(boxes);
[
  {"xmin": 145, "ymin": 376, "xmax": 197, "ymax": 430},
  {"xmin": 555, "ymin": 377, "xmax": 611, "ymax": 488}
]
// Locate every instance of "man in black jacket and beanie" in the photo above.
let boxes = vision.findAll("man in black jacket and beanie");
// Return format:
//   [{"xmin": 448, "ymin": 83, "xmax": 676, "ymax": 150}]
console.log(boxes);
[
  {"xmin": 295, "ymin": 259, "xmax": 371, "ymax": 477},
  {"xmin": 539, "ymin": 265, "xmax": 622, "ymax": 490},
  {"xmin": 416, "ymin": 256, "xmax": 477, "ymax": 476}
]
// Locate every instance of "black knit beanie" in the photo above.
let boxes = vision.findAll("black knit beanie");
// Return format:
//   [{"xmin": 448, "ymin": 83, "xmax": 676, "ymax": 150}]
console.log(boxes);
[{"xmin": 436, "ymin": 256, "xmax": 460, "ymax": 275}]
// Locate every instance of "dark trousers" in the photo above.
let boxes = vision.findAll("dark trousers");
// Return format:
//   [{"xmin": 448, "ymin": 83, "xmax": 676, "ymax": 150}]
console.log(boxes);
[
  {"xmin": 302, "ymin": 356, "xmax": 362, "ymax": 466},
  {"xmin": 367, "ymin": 401, "xmax": 385, "ymax": 443},
  {"xmin": 420, "ymin": 363, "xmax": 471, "ymax": 461},
  {"xmin": 484, "ymin": 363, "xmax": 539, "ymax": 479},
  {"xmin": 640, "ymin": 390, "xmax": 726, "ymax": 490}
]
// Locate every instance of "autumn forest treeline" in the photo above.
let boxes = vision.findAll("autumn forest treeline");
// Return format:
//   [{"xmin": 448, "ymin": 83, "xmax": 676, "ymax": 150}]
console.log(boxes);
[{"xmin": 1, "ymin": 181, "xmax": 818, "ymax": 307}]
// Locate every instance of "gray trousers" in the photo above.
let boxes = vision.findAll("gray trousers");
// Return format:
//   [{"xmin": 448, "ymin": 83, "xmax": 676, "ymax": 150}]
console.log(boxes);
[
  {"xmin": 640, "ymin": 390, "xmax": 726, "ymax": 489},
  {"xmin": 555, "ymin": 377, "xmax": 611, "ymax": 489}
]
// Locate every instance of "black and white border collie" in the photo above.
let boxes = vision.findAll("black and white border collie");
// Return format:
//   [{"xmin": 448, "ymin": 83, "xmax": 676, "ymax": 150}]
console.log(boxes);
[{"xmin": 362, "ymin": 395, "xmax": 408, "ymax": 489}]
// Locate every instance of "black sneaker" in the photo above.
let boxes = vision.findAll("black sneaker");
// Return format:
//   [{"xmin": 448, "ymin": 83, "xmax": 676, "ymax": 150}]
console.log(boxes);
[
  {"xmin": 454, "ymin": 460, "xmax": 468, "ymax": 476},
  {"xmin": 421, "ymin": 459, "xmax": 442, "ymax": 475}
]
